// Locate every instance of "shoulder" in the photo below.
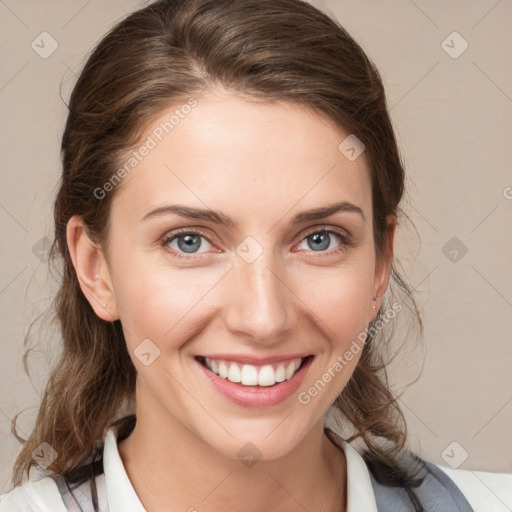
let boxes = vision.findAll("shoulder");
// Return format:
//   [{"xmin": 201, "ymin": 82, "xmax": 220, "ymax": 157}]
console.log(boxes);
[
  {"xmin": 0, "ymin": 476, "xmax": 68, "ymax": 512},
  {"xmin": 0, "ymin": 472, "xmax": 108, "ymax": 512},
  {"xmin": 352, "ymin": 432, "xmax": 512, "ymax": 512},
  {"xmin": 435, "ymin": 463, "xmax": 512, "ymax": 512}
]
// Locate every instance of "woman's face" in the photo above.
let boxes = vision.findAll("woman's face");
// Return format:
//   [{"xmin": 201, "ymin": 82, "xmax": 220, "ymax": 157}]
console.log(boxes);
[{"xmin": 94, "ymin": 88, "xmax": 394, "ymax": 460}]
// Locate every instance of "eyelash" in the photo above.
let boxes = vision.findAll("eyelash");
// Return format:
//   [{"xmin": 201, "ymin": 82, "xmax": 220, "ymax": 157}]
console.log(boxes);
[{"xmin": 160, "ymin": 226, "xmax": 356, "ymax": 260}]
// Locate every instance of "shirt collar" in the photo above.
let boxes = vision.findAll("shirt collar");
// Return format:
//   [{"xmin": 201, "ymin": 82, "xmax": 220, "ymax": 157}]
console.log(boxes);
[
  {"xmin": 103, "ymin": 427, "xmax": 146, "ymax": 512},
  {"xmin": 103, "ymin": 426, "xmax": 378, "ymax": 512},
  {"xmin": 339, "ymin": 438, "xmax": 379, "ymax": 511}
]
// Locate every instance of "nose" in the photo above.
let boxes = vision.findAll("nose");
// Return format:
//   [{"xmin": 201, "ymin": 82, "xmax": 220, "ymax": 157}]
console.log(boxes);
[{"xmin": 222, "ymin": 250, "xmax": 297, "ymax": 346}]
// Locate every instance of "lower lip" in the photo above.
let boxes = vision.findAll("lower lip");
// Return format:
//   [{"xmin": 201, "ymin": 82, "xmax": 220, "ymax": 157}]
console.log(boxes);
[{"xmin": 195, "ymin": 356, "xmax": 314, "ymax": 408}]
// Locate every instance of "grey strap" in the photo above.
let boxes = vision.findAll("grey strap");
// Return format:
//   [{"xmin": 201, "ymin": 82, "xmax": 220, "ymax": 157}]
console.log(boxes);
[
  {"xmin": 365, "ymin": 445, "xmax": 475, "ymax": 512},
  {"xmin": 324, "ymin": 426, "xmax": 474, "ymax": 512}
]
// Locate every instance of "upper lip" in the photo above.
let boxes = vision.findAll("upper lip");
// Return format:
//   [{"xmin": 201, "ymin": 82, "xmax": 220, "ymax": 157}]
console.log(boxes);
[{"xmin": 197, "ymin": 353, "xmax": 313, "ymax": 365}]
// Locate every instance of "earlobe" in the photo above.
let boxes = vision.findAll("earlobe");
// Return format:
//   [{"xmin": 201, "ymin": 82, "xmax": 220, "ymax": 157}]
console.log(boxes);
[{"xmin": 66, "ymin": 215, "xmax": 119, "ymax": 322}]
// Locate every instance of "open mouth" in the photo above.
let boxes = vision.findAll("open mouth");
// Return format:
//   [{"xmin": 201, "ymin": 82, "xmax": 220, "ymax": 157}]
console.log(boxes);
[{"xmin": 195, "ymin": 355, "xmax": 314, "ymax": 388}]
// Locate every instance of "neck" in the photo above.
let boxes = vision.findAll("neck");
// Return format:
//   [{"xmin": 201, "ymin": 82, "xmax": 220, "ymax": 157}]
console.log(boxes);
[{"xmin": 118, "ymin": 388, "xmax": 347, "ymax": 512}]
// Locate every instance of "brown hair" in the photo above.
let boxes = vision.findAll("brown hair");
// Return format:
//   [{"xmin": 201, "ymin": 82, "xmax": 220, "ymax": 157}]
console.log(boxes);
[{"xmin": 12, "ymin": 0, "xmax": 422, "ymax": 491}]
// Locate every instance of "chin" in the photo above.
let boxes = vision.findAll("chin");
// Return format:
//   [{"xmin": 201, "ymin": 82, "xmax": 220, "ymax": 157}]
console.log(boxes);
[{"xmin": 197, "ymin": 417, "xmax": 315, "ymax": 464}]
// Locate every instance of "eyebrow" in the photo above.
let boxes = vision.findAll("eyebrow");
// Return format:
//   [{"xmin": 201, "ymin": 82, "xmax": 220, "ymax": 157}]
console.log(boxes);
[{"xmin": 140, "ymin": 200, "xmax": 365, "ymax": 226}]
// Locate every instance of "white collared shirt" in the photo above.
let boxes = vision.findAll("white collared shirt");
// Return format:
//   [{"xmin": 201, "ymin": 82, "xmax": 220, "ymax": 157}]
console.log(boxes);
[{"xmin": 1, "ymin": 426, "xmax": 511, "ymax": 511}]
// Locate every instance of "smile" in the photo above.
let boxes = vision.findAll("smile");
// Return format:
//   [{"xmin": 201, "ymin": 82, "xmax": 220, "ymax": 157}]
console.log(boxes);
[
  {"xmin": 194, "ymin": 354, "xmax": 315, "ymax": 408},
  {"xmin": 196, "ymin": 355, "xmax": 311, "ymax": 387}
]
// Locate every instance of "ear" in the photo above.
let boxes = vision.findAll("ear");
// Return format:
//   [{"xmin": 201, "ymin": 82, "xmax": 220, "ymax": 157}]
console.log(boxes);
[
  {"xmin": 66, "ymin": 215, "xmax": 119, "ymax": 322},
  {"xmin": 370, "ymin": 214, "xmax": 397, "ymax": 318}
]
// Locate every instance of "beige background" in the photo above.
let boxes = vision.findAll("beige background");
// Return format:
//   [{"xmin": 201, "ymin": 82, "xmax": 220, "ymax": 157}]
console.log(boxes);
[{"xmin": 1, "ymin": 0, "xmax": 511, "ymax": 497}]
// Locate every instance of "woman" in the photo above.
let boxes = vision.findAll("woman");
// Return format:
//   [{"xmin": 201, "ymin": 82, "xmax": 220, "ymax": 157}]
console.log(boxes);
[{"xmin": 1, "ymin": 0, "xmax": 510, "ymax": 510}]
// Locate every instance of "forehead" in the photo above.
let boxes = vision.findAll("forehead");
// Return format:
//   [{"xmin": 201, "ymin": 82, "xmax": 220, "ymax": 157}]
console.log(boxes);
[{"xmin": 112, "ymin": 90, "xmax": 371, "ymax": 228}]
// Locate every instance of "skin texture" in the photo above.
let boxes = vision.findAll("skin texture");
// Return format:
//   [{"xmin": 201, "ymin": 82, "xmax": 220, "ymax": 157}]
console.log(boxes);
[{"xmin": 67, "ymin": 87, "xmax": 396, "ymax": 512}]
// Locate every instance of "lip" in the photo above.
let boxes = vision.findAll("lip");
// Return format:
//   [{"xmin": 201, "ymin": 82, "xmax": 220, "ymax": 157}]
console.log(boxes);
[
  {"xmin": 195, "ymin": 355, "xmax": 314, "ymax": 408},
  {"xmin": 198, "ymin": 353, "xmax": 311, "ymax": 365}
]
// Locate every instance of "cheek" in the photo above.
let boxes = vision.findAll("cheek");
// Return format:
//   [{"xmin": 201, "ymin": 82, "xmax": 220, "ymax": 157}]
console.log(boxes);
[
  {"xmin": 293, "ymin": 262, "xmax": 372, "ymax": 343},
  {"xmin": 111, "ymin": 256, "xmax": 223, "ymax": 347},
  {"xmin": 294, "ymin": 271, "xmax": 371, "ymax": 409}
]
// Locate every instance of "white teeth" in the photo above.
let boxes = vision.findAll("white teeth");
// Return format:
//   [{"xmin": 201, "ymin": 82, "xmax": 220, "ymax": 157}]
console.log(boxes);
[
  {"xmin": 202, "ymin": 357, "xmax": 305, "ymax": 386},
  {"xmin": 218, "ymin": 361, "xmax": 229, "ymax": 378},
  {"xmin": 227, "ymin": 362, "xmax": 241, "ymax": 383},
  {"xmin": 241, "ymin": 364, "xmax": 258, "ymax": 385},
  {"xmin": 275, "ymin": 364, "xmax": 286, "ymax": 383},
  {"xmin": 258, "ymin": 365, "xmax": 276, "ymax": 386},
  {"xmin": 285, "ymin": 360, "xmax": 296, "ymax": 380}
]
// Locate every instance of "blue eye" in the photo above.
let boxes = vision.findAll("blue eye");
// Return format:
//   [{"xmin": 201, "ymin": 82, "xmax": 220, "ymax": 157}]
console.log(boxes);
[
  {"xmin": 162, "ymin": 230, "xmax": 213, "ymax": 256},
  {"xmin": 296, "ymin": 229, "xmax": 350, "ymax": 253},
  {"xmin": 161, "ymin": 227, "xmax": 354, "ymax": 259}
]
